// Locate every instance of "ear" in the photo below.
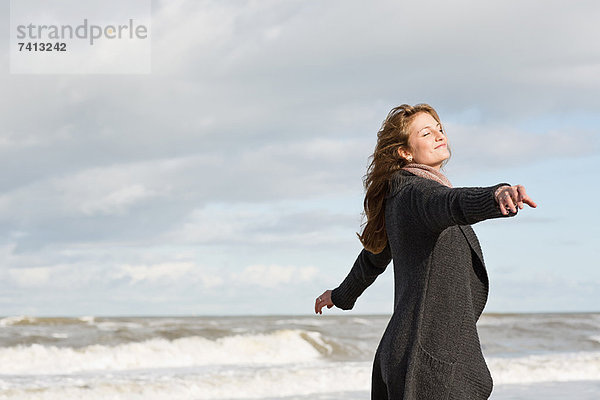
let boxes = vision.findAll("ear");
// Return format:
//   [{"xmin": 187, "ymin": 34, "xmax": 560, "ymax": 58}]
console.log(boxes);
[{"xmin": 397, "ymin": 147, "xmax": 411, "ymax": 159}]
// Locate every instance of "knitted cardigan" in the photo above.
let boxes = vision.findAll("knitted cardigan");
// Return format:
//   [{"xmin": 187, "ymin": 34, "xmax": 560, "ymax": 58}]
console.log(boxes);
[{"xmin": 331, "ymin": 170, "xmax": 517, "ymax": 400}]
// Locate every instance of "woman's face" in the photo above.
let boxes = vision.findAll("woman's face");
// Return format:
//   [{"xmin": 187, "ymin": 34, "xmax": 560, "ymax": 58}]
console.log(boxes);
[{"xmin": 400, "ymin": 112, "xmax": 450, "ymax": 170}]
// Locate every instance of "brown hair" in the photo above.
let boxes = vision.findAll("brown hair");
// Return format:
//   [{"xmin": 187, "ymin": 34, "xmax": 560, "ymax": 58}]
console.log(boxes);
[{"xmin": 356, "ymin": 103, "xmax": 451, "ymax": 253}]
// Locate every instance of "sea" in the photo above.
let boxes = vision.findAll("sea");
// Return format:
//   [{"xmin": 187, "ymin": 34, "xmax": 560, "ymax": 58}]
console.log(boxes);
[{"xmin": 0, "ymin": 313, "xmax": 599, "ymax": 400}]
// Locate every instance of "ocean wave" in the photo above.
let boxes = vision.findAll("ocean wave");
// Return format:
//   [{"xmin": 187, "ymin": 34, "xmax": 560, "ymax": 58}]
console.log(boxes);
[
  {"xmin": 2, "ymin": 353, "xmax": 600, "ymax": 400},
  {"xmin": 79, "ymin": 316, "xmax": 96, "ymax": 324},
  {"xmin": 274, "ymin": 318, "xmax": 327, "ymax": 327},
  {"xmin": 0, "ymin": 329, "xmax": 325, "ymax": 374},
  {"xmin": 0, "ymin": 316, "xmax": 93, "ymax": 327},
  {"xmin": 0, "ymin": 316, "xmax": 38, "ymax": 326},
  {"xmin": 0, "ymin": 362, "xmax": 372, "ymax": 400},
  {"xmin": 350, "ymin": 318, "xmax": 372, "ymax": 325},
  {"xmin": 0, "ymin": 350, "xmax": 599, "ymax": 400},
  {"xmin": 94, "ymin": 321, "xmax": 144, "ymax": 331},
  {"xmin": 2, "ymin": 321, "xmax": 599, "ymax": 386},
  {"xmin": 489, "ymin": 351, "xmax": 600, "ymax": 384}
]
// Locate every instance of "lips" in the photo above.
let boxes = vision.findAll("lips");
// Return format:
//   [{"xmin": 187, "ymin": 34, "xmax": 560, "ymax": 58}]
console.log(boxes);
[{"xmin": 435, "ymin": 143, "xmax": 446, "ymax": 149}]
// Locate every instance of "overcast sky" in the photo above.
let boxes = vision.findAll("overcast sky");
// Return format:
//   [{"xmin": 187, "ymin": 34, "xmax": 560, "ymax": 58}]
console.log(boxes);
[{"xmin": 1, "ymin": 0, "xmax": 599, "ymax": 316}]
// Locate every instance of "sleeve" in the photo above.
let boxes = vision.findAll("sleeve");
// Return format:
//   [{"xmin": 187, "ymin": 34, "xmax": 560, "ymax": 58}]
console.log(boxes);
[
  {"xmin": 404, "ymin": 180, "xmax": 516, "ymax": 233},
  {"xmin": 330, "ymin": 242, "xmax": 392, "ymax": 310}
]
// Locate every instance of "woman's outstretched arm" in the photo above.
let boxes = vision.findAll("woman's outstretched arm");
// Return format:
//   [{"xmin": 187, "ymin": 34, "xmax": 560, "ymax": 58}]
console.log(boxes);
[
  {"xmin": 315, "ymin": 243, "xmax": 392, "ymax": 313},
  {"xmin": 394, "ymin": 179, "xmax": 537, "ymax": 233}
]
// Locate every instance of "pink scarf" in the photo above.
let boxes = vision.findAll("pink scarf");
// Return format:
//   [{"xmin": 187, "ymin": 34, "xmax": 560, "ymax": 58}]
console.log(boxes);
[{"xmin": 401, "ymin": 162, "xmax": 453, "ymax": 188}]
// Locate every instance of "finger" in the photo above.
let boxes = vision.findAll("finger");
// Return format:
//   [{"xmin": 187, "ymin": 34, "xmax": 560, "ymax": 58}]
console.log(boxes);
[
  {"xmin": 507, "ymin": 188, "xmax": 520, "ymax": 212},
  {"xmin": 522, "ymin": 195, "xmax": 537, "ymax": 208},
  {"xmin": 500, "ymin": 193, "xmax": 512, "ymax": 215},
  {"xmin": 518, "ymin": 190, "xmax": 537, "ymax": 208},
  {"xmin": 507, "ymin": 195, "xmax": 517, "ymax": 213},
  {"xmin": 516, "ymin": 186, "xmax": 537, "ymax": 207},
  {"xmin": 499, "ymin": 200, "xmax": 509, "ymax": 215},
  {"xmin": 515, "ymin": 186, "xmax": 525, "ymax": 209},
  {"xmin": 500, "ymin": 192, "xmax": 516, "ymax": 214}
]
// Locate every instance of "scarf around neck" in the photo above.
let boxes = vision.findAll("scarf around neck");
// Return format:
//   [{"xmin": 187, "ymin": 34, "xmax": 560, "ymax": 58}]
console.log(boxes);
[{"xmin": 400, "ymin": 162, "xmax": 453, "ymax": 188}]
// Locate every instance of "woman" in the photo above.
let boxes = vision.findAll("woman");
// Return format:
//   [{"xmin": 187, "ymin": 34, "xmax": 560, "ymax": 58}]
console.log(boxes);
[{"xmin": 314, "ymin": 104, "xmax": 537, "ymax": 399}]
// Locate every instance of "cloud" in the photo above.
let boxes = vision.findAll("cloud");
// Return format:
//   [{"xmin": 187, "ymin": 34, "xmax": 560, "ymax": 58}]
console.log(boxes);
[
  {"xmin": 232, "ymin": 264, "xmax": 318, "ymax": 288},
  {"xmin": 146, "ymin": 0, "xmax": 600, "ymax": 118},
  {"xmin": 0, "ymin": 159, "xmax": 170, "ymax": 220},
  {"xmin": 165, "ymin": 201, "xmax": 357, "ymax": 248},
  {"xmin": 114, "ymin": 261, "xmax": 224, "ymax": 289},
  {"xmin": 112, "ymin": 260, "xmax": 320, "ymax": 290},
  {"xmin": 0, "ymin": 0, "xmax": 598, "ymax": 315},
  {"xmin": 444, "ymin": 122, "xmax": 600, "ymax": 168},
  {"xmin": 79, "ymin": 184, "xmax": 157, "ymax": 216},
  {"xmin": 115, "ymin": 262, "xmax": 194, "ymax": 283},
  {"xmin": 7, "ymin": 266, "xmax": 53, "ymax": 287}
]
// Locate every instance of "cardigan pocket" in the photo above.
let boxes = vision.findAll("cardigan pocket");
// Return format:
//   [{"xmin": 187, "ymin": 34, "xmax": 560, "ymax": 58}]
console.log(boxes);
[{"xmin": 411, "ymin": 341, "xmax": 456, "ymax": 400}]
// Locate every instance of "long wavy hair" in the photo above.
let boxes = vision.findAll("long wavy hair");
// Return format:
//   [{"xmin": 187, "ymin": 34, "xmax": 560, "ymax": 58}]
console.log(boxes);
[{"xmin": 356, "ymin": 104, "xmax": 452, "ymax": 253}]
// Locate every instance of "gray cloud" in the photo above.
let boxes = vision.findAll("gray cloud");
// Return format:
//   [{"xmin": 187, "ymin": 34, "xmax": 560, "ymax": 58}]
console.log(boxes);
[{"xmin": 0, "ymin": 0, "xmax": 598, "ymax": 315}]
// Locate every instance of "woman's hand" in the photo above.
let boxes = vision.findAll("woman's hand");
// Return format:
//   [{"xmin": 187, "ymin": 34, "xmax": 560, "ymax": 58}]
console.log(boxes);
[
  {"xmin": 494, "ymin": 184, "xmax": 537, "ymax": 215},
  {"xmin": 315, "ymin": 290, "xmax": 334, "ymax": 314}
]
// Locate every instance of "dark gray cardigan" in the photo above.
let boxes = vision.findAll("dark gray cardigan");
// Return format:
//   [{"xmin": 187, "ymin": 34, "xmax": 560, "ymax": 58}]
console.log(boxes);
[{"xmin": 331, "ymin": 170, "xmax": 516, "ymax": 400}]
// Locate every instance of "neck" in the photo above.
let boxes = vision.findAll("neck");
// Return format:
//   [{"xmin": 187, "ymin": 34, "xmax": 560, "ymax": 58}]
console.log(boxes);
[{"xmin": 426, "ymin": 162, "xmax": 442, "ymax": 171}]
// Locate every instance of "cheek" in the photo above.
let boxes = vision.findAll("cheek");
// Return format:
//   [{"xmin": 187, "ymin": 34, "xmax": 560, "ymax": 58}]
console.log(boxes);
[{"xmin": 417, "ymin": 141, "xmax": 432, "ymax": 154}]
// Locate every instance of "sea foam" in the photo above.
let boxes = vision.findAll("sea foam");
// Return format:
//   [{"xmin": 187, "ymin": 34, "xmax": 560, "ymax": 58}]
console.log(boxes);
[
  {"xmin": 489, "ymin": 351, "xmax": 600, "ymax": 384},
  {"xmin": 0, "ymin": 329, "xmax": 323, "ymax": 374}
]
